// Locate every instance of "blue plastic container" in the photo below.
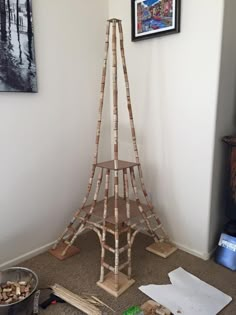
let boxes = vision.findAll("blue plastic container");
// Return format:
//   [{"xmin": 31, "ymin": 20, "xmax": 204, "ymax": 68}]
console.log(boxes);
[{"xmin": 215, "ymin": 233, "xmax": 236, "ymax": 271}]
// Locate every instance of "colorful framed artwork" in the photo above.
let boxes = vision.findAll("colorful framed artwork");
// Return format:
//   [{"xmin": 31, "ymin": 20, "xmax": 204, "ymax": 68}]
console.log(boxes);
[
  {"xmin": 0, "ymin": 0, "xmax": 37, "ymax": 92},
  {"xmin": 131, "ymin": 0, "xmax": 181, "ymax": 41}
]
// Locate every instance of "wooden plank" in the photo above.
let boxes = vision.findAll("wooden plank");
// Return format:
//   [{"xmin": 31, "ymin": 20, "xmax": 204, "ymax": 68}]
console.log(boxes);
[
  {"xmin": 96, "ymin": 160, "xmax": 139, "ymax": 170},
  {"xmin": 146, "ymin": 241, "xmax": 177, "ymax": 258},
  {"xmin": 97, "ymin": 272, "xmax": 135, "ymax": 297},
  {"xmin": 83, "ymin": 197, "xmax": 148, "ymax": 224}
]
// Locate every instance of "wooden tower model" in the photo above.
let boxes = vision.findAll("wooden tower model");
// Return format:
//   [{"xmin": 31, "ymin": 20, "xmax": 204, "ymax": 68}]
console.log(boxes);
[{"xmin": 50, "ymin": 19, "xmax": 177, "ymax": 297}]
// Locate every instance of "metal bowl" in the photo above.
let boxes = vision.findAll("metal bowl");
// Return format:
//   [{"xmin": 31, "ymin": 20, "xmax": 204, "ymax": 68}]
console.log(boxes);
[{"xmin": 0, "ymin": 267, "xmax": 38, "ymax": 315}]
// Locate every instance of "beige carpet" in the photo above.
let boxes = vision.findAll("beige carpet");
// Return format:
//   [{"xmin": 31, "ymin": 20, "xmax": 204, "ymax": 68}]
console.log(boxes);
[{"xmin": 20, "ymin": 232, "xmax": 236, "ymax": 314}]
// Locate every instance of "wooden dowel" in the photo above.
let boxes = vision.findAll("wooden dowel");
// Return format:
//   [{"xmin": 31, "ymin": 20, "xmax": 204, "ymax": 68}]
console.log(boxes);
[
  {"xmin": 123, "ymin": 169, "xmax": 126, "ymax": 200},
  {"xmin": 112, "ymin": 20, "xmax": 119, "ymax": 166},
  {"xmin": 118, "ymin": 21, "xmax": 139, "ymax": 164},
  {"xmin": 114, "ymin": 169, "xmax": 119, "ymax": 291},
  {"xmin": 113, "ymin": 21, "xmax": 120, "ymax": 290}
]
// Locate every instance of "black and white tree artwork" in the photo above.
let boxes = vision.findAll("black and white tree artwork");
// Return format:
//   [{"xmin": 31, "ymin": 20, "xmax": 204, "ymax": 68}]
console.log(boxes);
[{"xmin": 0, "ymin": 0, "xmax": 37, "ymax": 92}]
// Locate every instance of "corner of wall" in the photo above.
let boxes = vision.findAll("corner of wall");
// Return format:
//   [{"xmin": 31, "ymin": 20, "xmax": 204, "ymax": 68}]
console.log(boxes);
[{"xmin": 208, "ymin": 0, "xmax": 236, "ymax": 253}]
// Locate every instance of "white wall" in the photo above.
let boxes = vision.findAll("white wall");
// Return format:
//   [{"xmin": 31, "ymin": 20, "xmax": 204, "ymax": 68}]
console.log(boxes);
[
  {"xmin": 0, "ymin": 0, "xmax": 109, "ymax": 267},
  {"xmin": 209, "ymin": 0, "xmax": 236, "ymax": 252},
  {"xmin": 108, "ymin": 0, "xmax": 224, "ymax": 258},
  {"xmin": 0, "ymin": 0, "xmax": 231, "ymax": 266}
]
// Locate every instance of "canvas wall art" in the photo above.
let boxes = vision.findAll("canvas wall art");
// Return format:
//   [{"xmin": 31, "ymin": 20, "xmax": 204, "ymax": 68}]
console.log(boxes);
[
  {"xmin": 131, "ymin": 0, "xmax": 181, "ymax": 41},
  {"xmin": 0, "ymin": 0, "xmax": 37, "ymax": 92}
]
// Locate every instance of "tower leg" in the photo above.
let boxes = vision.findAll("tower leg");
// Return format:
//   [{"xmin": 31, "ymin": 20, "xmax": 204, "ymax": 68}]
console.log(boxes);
[
  {"xmin": 130, "ymin": 167, "xmax": 177, "ymax": 258},
  {"xmin": 97, "ymin": 168, "xmax": 135, "ymax": 297},
  {"xmin": 50, "ymin": 168, "xmax": 104, "ymax": 259},
  {"xmin": 130, "ymin": 167, "xmax": 159, "ymax": 242},
  {"xmin": 51, "ymin": 163, "xmax": 96, "ymax": 252},
  {"xmin": 61, "ymin": 168, "xmax": 104, "ymax": 256},
  {"xmin": 137, "ymin": 165, "xmax": 169, "ymax": 240},
  {"xmin": 114, "ymin": 170, "xmax": 119, "ymax": 291},
  {"xmin": 50, "ymin": 21, "xmax": 110, "ymax": 259}
]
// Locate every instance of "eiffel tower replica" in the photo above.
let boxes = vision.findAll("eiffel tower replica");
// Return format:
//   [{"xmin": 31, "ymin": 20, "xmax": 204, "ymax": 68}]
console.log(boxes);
[{"xmin": 50, "ymin": 19, "xmax": 177, "ymax": 297}]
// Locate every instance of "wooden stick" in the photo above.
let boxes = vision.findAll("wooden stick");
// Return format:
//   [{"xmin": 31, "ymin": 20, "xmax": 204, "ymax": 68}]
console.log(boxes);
[
  {"xmin": 114, "ymin": 168, "xmax": 119, "ymax": 291},
  {"xmin": 51, "ymin": 284, "xmax": 101, "ymax": 315},
  {"xmin": 137, "ymin": 165, "xmax": 153, "ymax": 210},
  {"xmin": 123, "ymin": 169, "xmax": 126, "ymax": 200},
  {"xmin": 112, "ymin": 20, "xmax": 119, "ymax": 168},
  {"xmin": 111, "ymin": 20, "xmax": 120, "ymax": 291},
  {"xmin": 118, "ymin": 21, "xmax": 139, "ymax": 164},
  {"xmin": 91, "ymin": 296, "xmax": 115, "ymax": 313}
]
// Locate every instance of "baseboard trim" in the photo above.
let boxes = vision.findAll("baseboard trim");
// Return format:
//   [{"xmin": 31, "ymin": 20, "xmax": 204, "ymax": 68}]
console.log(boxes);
[
  {"xmin": 0, "ymin": 237, "xmax": 217, "ymax": 270},
  {"xmin": 0, "ymin": 241, "xmax": 56, "ymax": 270},
  {"xmin": 139, "ymin": 231, "xmax": 215, "ymax": 260},
  {"xmin": 172, "ymin": 241, "xmax": 216, "ymax": 261}
]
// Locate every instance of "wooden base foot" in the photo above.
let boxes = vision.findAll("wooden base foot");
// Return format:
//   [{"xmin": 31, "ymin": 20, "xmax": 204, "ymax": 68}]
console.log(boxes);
[
  {"xmin": 97, "ymin": 272, "xmax": 135, "ymax": 297},
  {"xmin": 146, "ymin": 241, "xmax": 177, "ymax": 258},
  {"xmin": 49, "ymin": 242, "xmax": 80, "ymax": 261}
]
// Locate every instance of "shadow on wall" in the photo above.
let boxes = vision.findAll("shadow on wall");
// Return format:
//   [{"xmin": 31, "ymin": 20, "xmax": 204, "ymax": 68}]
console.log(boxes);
[
  {"xmin": 134, "ymin": 40, "xmax": 182, "ymax": 243},
  {"xmin": 0, "ymin": 226, "xmax": 43, "ymax": 267},
  {"xmin": 208, "ymin": 0, "xmax": 236, "ymax": 253}
]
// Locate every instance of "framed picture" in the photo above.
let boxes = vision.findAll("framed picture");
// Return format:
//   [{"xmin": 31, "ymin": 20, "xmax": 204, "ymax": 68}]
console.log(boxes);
[
  {"xmin": 0, "ymin": 0, "xmax": 37, "ymax": 92},
  {"xmin": 131, "ymin": 0, "xmax": 181, "ymax": 41}
]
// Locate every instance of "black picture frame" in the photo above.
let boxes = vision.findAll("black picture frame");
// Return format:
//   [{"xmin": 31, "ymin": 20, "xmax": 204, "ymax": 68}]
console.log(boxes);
[
  {"xmin": 131, "ymin": 0, "xmax": 181, "ymax": 41},
  {"xmin": 0, "ymin": 0, "xmax": 37, "ymax": 92}
]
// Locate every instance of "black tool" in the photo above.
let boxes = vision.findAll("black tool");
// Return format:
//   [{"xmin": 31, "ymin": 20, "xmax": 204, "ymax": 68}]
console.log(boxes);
[{"xmin": 40, "ymin": 293, "xmax": 65, "ymax": 309}]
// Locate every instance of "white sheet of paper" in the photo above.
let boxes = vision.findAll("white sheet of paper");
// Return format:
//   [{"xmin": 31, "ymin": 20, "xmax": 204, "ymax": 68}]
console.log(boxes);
[{"xmin": 139, "ymin": 267, "xmax": 232, "ymax": 315}]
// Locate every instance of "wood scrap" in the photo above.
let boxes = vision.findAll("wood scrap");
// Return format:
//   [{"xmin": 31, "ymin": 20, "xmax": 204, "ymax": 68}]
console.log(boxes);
[
  {"xmin": 81, "ymin": 293, "xmax": 115, "ymax": 313},
  {"xmin": 90, "ymin": 295, "xmax": 115, "ymax": 313},
  {"xmin": 51, "ymin": 284, "xmax": 101, "ymax": 315},
  {"xmin": 141, "ymin": 300, "xmax": 172, "ymax": 315}
]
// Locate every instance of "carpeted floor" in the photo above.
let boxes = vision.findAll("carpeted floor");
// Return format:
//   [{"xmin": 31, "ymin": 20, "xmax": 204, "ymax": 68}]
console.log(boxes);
[{"xmin": 20, "ymin": 232, "xmax": 236, "ymax": 314}]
